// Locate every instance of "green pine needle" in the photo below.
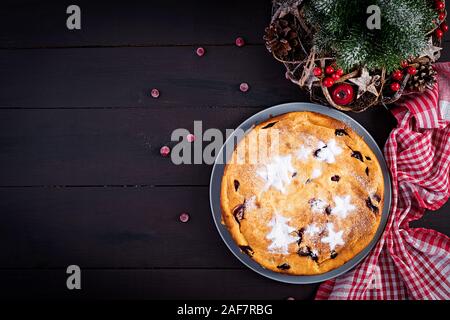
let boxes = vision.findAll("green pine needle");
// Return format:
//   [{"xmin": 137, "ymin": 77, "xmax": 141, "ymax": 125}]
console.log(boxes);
[{"xmin": 303, "ymin": 0, "xmax": 437, "ymax": 72}]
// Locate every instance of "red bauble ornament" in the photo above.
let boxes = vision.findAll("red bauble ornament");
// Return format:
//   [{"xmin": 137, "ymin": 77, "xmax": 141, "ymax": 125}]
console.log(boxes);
[
  {"xmin": 325, "ymin": 66, "xmax": 335, "ymax": 75},
  {"xmin": 322, "ymin": 77, "xmax": 335, "ymax": 88},
  {"xmin": 435, "ymin": 1, "xmax": 445, "ymax": 11},
  {"xmin": 390, "ymin": 82, "xmax": 401, "ymax": 92},
  {"xmin": 407, "ymin": 66, "xmax": 417, "ymax": 75},
  {"xmin": 313, "ymin": 67, "xmax": 323, "ymax": 76},
  {"xmin": 438, "ymin": 12, "xmax": 446, "ymax": 20},
  {"xmin": 392, "ymin": 70, "xmax": 403, "ymax": 81},
  {"xmin": 436, "ymin": 28, "xmax": 444, "ymax": 38},
  {"xmin": 332, "ymin": 73, "xmax": 341, "ymax": 80},
  {"xmin": 401, "ymin": 60, "xmax": 409, "ymax": 68},
  {"xmin": 335, "ymin": 68, "xmax": 344, "ymax": 76},
  {"xmin": 442, "ymin": 22, "xmax": 449, "ymax": 32},
  {"xmin": 331, "ymin": 83, "xmax": 355, "ymax": 105}
]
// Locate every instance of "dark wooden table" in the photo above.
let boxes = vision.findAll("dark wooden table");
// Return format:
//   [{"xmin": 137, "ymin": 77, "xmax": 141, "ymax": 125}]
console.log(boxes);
[{"xmin": 0, "ymin": 0, "xmax": 448, "ymax": 300}]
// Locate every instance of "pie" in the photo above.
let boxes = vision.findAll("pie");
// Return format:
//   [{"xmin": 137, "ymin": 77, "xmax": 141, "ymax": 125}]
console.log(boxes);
[{"xmin": 220, "ymin": 111, "xmax": 384, "ymax": 275}]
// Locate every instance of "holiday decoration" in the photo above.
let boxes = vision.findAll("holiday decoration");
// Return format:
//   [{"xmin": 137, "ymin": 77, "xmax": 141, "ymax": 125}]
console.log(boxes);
[
  {"xmin": 179, "ymin": 212, "xmax": 190, "ymax": 223},
  {"xmin": 264, "ymin": 0, "xmax": 446, "ymax": 112},
  {"xmin": 331, "ymin": 83, "xmax": 355, "ymax": 105},
  {"xmin": 406, "ymin": 60, "xmax": 438, "ymax": 91}
]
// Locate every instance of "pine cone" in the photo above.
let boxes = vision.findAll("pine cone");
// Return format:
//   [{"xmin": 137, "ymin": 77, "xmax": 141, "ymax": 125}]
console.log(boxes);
[
  {"xmin": 406, "ymin": 62, "xmax": 437, "ymax": 92},
  {"xmin": 264, "ymin": 15, "xmax": 302, "ymax": 60}
]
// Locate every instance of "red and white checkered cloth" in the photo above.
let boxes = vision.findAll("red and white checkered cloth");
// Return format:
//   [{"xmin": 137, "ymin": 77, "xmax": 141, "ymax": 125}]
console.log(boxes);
[{"xmin": 316, "ymin": 63, "xmax": 450, "ymax": 300}]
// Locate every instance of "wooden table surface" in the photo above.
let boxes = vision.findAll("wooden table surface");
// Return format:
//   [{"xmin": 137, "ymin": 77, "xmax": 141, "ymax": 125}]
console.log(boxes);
[{"xmin": 0, "ymin": 0, "xmax": 448, "ymax": 299}]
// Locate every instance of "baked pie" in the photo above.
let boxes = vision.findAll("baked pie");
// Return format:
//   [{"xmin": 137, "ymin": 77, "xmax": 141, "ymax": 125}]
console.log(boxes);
[{"xmin": 220, "ymin": 111, "xmax": 384, "ymax": 275}]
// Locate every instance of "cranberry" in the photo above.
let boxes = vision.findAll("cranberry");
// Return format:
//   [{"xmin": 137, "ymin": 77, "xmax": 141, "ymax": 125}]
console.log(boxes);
[
  {"xmin": 160, "ymin": 146, "xmax": 170, "ymax": 157},
  {"xmin": 150, "ymin": 88, "xmax": 160, "ymax": 98},
  {"xmin": 239, "ymin": 82, "xmax": 249, "ymax": 92},
  {"xmin": 196, "ymin": 47, "xmax": 205, "ymax": 56},
  {"xmin": 179, "ymin": 212, "xmax": 190, "ymax": 223},
  {"xmin": 187, "ymin": 133, "xmax": 195, "ymax": 142}
]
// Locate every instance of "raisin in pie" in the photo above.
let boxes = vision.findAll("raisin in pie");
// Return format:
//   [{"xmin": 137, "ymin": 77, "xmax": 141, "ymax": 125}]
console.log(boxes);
[{"xmin": 220, "ymin": 111, "xmax": 384, "ymax": 275}]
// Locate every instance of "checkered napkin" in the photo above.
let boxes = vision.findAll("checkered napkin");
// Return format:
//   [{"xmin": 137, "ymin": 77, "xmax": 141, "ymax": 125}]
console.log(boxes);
[{"xmin": 316, "ymin": 63, "xmax": 450, "ymax": 300}]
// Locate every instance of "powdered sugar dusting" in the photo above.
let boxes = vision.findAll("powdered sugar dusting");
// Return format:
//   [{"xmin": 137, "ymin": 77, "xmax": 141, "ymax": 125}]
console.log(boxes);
[
  {"xmin": 266, "ymin": 213, "xmax": 299, "ymax": 254},
  {"xmin": 321, "ymin": 223, "xmax": 345, "ymax": 251},
  {"xmin": 296, "ymin": 146, "xmax": 311, "ymax": 161},
  {"xmin": 331, "ymin": 195, "xmax": 356, "ymax": 219},
  {"xmin": 257, "ymin": 155, "xmax": 295, "ymax": 193},
  {"xmin": 315, "ymin": 139, "xmax": 342, "ymax": 163},
  {"xmin": 309, "ymin": 198, "xmax": 327, "ymax": 213},
  {"xmin": 245, "ymin": 196, "xmax": 257, "ymax": 211},
  {"xmin": 305, "ymin": 223, "xmax": 321, "ymax": 236},
  {"xmin": 311, "ymin": 167, "xmax": 322, "ymax": 179}
]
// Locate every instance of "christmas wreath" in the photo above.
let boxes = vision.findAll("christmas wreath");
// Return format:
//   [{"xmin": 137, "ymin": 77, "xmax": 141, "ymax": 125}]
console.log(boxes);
[{"xmin": 264, "ymin": 0, "xmax": 447, "ymax": 112}]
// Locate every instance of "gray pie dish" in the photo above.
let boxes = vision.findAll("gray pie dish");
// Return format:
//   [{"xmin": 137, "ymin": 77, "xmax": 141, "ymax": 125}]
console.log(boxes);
[{"xmin": 210, "ymin": 102, "xmax": 391, "ymax": 284}]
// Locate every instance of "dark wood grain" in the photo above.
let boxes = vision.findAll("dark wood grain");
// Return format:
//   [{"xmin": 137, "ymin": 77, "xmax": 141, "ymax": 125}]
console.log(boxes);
[
  {"xmin": 0, "ymin": 107, "xmax": 395, "ymax": 186},
  {"xmin": 0, "ymin": 46, "xmax": 305, "ymax": 109},
  {"xmin": 0, "ymin": 47, "xmax": 449, "ymax": 110},
  {"xmin": 0, "ymin": 186, "xmax": 447, "ymax": 270},
  {"xmin": 0, "ymin": 269, "xmax": 317, "ymax": 300},
  {"xmin": 0, "ymin": 0, "xmax": 271, "ymax": 48},
  {"xmin": 1, "ymin": 0, "xmax": 449, "ymax": 300}
]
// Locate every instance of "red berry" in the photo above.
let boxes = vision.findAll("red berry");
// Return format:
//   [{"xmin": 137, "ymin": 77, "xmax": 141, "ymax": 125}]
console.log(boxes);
[
  {"xmin": 335, "ymin": 68, "xmax": 344, "ymax": 76},
  {"xmin": 392, "ymin": 70, "xmax": 403, "ymax": 81},
  {"xmin": 313, "ymin": 67, "xmax": 323, "ymax": 77},
  {"xmin": 160, "ymin": 146, "xmax": 170, "ymax": 157},
  {"xmin": 390, "ymin": 82, "xmax": 401, "ymax": 92},
  {"xmin": 196, "ymin": 47, "xmax": 205, "ymax": 56},
  {"xmin": 322, "ymin": 77, "xmax": 335, "ymax": 88},
  {"xmin": 441, "ymin": 22, "xmax": 449, "ymax": 32},
  {"xmin": 151, "ymin": 88, "xmax": 160, "ymax": 98},
  {"xmin": 332, "ymin": 73, "xmax": 341, "ymax": 80},
  {"xmin": 331, "ymin": 83, "xmax": 355, "ymax": 105},
  {"xmin": 187, "ymin": 134, "xmax": 195, "ymax": 143},
  {"xmin": 438, "ymin": 12, "xmax": 446, "ymax": 20},
  {"xmin": 436, "ymin": 28, "xmax": 444, "ymax": 38},
  {"xmin": 435, "ymin": 1, "xmax": 445, "ymax": 11},
  {"xmin": 179, "ymin": 212, "xmax": 190, "ymax": 223},
  {"xmin": 407, "ymin": 66, "xmax": 417, "ymax": 75},
  {"xmin": 400, "ymin": 60, "xmax": 409, "ymax": 68},
  {"xmin": 239, "ymin": 82, "xmax": 249, "ymax": 92},
  {"xmin": 325, "ymin": 66, "xmax": 335, "ymax": 75},
  {"xmin": 235, "ymin": 37, "xmax": 245, "ymax": 47}
]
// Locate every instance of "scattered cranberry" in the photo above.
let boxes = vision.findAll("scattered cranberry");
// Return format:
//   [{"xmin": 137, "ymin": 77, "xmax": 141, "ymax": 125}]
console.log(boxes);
[
  {"xmin": 407, "ymin": 66, "xmax": 417, "ymax": 75},
  {"xmin": 160, "ymin": 145, "xmax": 171, "ymax": 157},
  {"xmin": 322, "ymin": 77, "xmax": 335, "ymax": 88},
  {"xmin": 332, "ymin": 73, "xmax": 340, "ymax": 80},
  {"xmin": 392, "ymin": 70, "xmax": 403, "ymax": 81},
  {"xmin": 438, "ymin": 12, "xmax": 446, "ymax": 21},
  {"xmin": 401, "ymin": 60, "xmax": 409, "ymax": 68},
  {"xmin": 335, "ymin": 68, "xmax": 344, "ymax": 76},
  {"xmin": 441, "ymin": 22, "xmax": 449, "ymax": 32},
  {"xmin": 436, "ymin": 28, "xmax": 444, "ymax": 39},
  {"xmin": 235, "ymin": 37, "xmax": 245, "ymax": 47},
  {"xmin": 187, "ymin": 133, "xmax": 195, "ymax": 143},
  {"xmin": 325, "ymin": 66, "xmax": 335, "ymax": 75},
  {"xmin": 150, "ymin": 88, "xmax": 160, "ymax": 98},
  {"xmin": 390, "ymin": 82, "xmax": 401, "ymax": 92},
  {"xmin": 179, "ymin": 212, "xmax": 190, "ymax": 223},
  {"xmin": 196, "ymin": 47, "xmax": 205, "ymax": 56},
  {"xmin": 239, "ymin": 82, "xmax": 249, "ymax": 92},
  {"xmin": 313, "ymin": 67, "xmax": 323, "ymax": 77}
]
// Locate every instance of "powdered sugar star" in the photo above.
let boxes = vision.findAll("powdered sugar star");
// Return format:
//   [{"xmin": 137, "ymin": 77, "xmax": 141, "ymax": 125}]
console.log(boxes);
[
  {"xmin": 331, "ymin": 195, "xmax": 356, "ymax": 218},
  {"xmin": 321, "ymin": 223, "xmax": 345, "ymax": 251}
]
